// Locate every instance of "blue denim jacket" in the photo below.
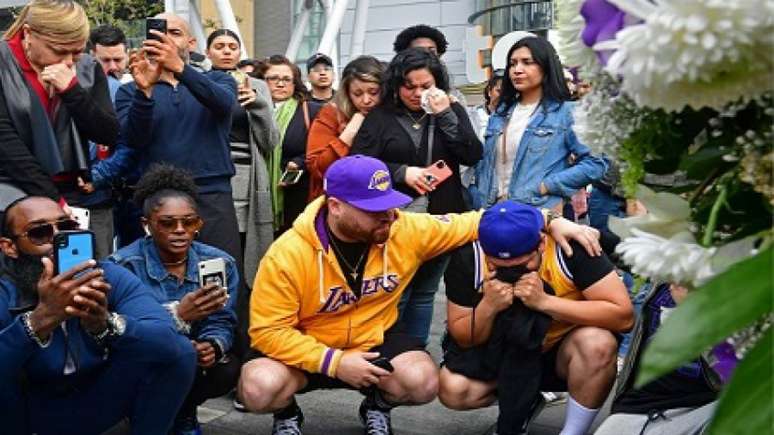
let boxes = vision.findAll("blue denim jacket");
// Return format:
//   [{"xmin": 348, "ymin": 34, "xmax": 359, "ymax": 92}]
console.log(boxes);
[
  {"xmin": 108, "ymin": 238, "xmax": 238, "ymax": 354},
  {"xmin": 468, "ymin": 99, "xmax": 607, "ymax": 209}
]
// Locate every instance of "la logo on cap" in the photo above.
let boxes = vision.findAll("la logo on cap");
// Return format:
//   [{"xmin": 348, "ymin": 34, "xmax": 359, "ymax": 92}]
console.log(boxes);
[{"xmin": 368, "ymin": 170, "xmax": 390, "ymax": 191}]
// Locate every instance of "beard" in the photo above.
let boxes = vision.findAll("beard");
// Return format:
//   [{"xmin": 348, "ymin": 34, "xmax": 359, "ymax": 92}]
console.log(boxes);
[
  {"xmin": 8, "ymin": 253, "xmax": 45, "ymax": 297},
  {"xmin": 337, "ymin": 218, "xmax": 392, "ymax": 244}
]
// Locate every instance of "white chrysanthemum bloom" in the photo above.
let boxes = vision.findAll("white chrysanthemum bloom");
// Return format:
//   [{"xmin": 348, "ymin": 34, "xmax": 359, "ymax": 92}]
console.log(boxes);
[
  {"xmin": 616, "ymin": 229, "xmax": 716, "ymax": 286},
  {"xmin": 572, "ymin": 73, "xmax": 644, "ymax": 157},
  {"xmin": 606, "ymin": 0, "xmax": 774, "ymax": 112},
  {"xmin": 555, "ymin": 0, "xmax": 598, "ymax": 77}
]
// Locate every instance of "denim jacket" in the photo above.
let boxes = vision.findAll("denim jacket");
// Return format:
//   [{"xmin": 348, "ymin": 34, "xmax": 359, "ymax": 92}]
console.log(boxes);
[
  {"xmin": 108, "ymin": 238, "xmax": 238, "ymax": 355},
  {"xmin": 468, "ymin": 99, "xmax": 606, "ymax": 209}
]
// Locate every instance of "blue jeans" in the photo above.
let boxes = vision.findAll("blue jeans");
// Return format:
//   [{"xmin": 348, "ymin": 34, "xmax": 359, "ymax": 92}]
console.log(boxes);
[
  {"xmin": 4, "ymin": 335, "xmax": 196, "ymax": 435},
  {"xmin": 588, "ymin": 186, "xmax": 625, "ymax": 233},
  {"xmin": 398, "ymin": 254, "xmax": 451, "ymax": 344},
  {"xmin": 618, "ymin": 278, "xmax": 649, "ymax": 357}
]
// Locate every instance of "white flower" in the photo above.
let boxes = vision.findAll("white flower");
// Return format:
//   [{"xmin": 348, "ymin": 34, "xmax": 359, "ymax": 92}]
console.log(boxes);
[
  {"xmin": 606, "ymin": 0, "xmax": 774, "ymax": 112},
  {"xmin": 555, "ymin": 0, "xmax": 598, "ymax": 77},
  {"xmin": 609, "ymin": 185, "xmax": 692, "ymax": 239},
  {"xmin": 616, "ymin": 229, "xmax": 716, "ymax": 286},
  {"xmin": 572, "ymin": 73, "xmax": 645, "ymax": 157}
]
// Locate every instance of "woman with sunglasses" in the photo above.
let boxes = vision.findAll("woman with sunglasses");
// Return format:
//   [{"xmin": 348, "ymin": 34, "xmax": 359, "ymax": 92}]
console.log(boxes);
[
  {"xmin": 255, "ymin": 55, "xmax": 322, "ymax": 235},
  {"xmin": 108, "ymin": 164, "xmax": 240, "ymax": 435}
]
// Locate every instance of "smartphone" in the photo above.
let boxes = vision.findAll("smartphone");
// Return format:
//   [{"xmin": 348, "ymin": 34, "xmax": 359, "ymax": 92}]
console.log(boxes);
[
  {"xmin": 70, "ymin": 206, "xmax": 90, "ymax": 230},
  {"xmin": 198, "ymin": 258, "xmax": 227, "ymax": 290},
  {"xmin": 280, "ymin": 168, "xmax": 304, "ymax": 185},
  {"xmin": 145, "ymin": 18, "xmax": 167, "ymax": 41},
  {"xmin": 369, "ymin": 356, "xmax": 394, "ymax": 373},
  {"xmin": 228, "ymin": 70, "xmax": 249, "ymax": 88},
  {"xmin": 54, "ymin": 230, "xmax": 95, "ymax": 275},
  {"xmin": 424, "ymin": 160, "xmax": 453, "ymax": 187}
]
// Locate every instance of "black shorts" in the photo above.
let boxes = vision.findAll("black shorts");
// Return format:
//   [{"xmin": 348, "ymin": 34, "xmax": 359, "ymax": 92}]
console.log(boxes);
[
  {"xmin": 442, "ymin": 333, "xmax": 569, "ymax": 392},
  {"xmin": 247, "ymin": 323, "xmax": 425, "ymax": 394}
]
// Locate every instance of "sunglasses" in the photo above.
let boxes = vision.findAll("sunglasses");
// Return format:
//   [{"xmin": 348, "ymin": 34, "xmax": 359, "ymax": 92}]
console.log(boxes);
[
  {"xmin": 150, "ymin": 216, "xmax": 203, "ymax": 233},
  {"xmin": 12, "ymin": 219, "xmax": 80, "ymax": 246}
]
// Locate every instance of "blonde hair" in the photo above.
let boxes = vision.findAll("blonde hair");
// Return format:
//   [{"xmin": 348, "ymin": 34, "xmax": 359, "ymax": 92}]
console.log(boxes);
[
  {"xmin": 4, "ymin": 0, "xmax": 89, "ymax": 45},
  {"xmin": 334, "ymin": 55, "xmax": 384, "ymax": 119}
]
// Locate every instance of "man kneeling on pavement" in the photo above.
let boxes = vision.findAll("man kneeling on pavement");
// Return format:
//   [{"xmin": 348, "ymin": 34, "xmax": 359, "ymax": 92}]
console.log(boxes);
[
  {"xmin": 238, "ymin": 155, "xmax": 601, "ymax": 435},
  {"xmin": 0, "ymin": 196, "xmax": 196, "ymax": 435},
  {"xmin": 439, "ymin": 201, "xmax": 634, "ymax": 435}
]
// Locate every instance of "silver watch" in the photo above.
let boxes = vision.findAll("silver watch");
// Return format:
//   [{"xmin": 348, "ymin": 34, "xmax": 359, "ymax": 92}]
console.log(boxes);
[{"xmin": 93, "ymin": 312, "xmax": 126, "ymax": 343}]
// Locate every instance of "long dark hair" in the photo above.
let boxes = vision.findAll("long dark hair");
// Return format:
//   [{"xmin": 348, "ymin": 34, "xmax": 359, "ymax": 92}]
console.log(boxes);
[
  {"xmin": 256, "ymin": 54, "xmax": 310, "ymax": 101},
  {"xmin": 382, "ymin": 47, "xmax": 449, "ymax": 110},
  {"xmin": 498, "ymin": 37, "xmax": 570, "ymax": 114}
]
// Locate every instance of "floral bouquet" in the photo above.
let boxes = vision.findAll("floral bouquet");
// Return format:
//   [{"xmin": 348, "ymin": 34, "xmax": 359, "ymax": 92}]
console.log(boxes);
[{"xmin": 556, "ymin": 0, "xmax": 773, "ymax": 432}]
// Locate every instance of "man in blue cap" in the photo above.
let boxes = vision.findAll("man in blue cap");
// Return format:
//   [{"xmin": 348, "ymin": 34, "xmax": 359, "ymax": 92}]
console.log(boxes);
[
  {"xmin": 238, "ymin": 156, "xmax": 600, "ymax": 435},
  {"xmin": 438, "ymin": 200, "xmax": 634, "ymax": 435}
]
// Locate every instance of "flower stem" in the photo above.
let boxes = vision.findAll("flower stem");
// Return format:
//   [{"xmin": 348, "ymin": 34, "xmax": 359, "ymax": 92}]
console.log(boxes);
[{"xmin": 702, "ymin": 184, "xmax": 728, "ymax": 247}]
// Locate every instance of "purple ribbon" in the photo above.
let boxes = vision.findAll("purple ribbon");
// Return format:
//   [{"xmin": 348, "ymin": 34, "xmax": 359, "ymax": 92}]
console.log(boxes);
[{"xmin": 580, "ymin": 0, "xmax": 627, "ymax": 66}]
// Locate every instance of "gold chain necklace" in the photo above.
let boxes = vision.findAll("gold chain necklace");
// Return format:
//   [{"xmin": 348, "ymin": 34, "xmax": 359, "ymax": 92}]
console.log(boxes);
[
  {"xmin": 326, "ymin": 227, "xmax": 369, "ymax": 281},
  {"xmin": 406, "ymin": 111, "xmax": 428, "ymax": 130}
]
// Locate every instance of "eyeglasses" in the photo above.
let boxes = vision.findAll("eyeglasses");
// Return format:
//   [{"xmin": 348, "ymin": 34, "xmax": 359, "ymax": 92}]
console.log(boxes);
[
  {"xmin": 150, "ymin": 216, "xmax": 203, "ymax": 233},
  {"xmin": 11, "ymin": 219, "xmax": 80, "ymax": 246},
  {"xmin": 266, "ymin": 75, "xmax": 293, "ymax": 84}
]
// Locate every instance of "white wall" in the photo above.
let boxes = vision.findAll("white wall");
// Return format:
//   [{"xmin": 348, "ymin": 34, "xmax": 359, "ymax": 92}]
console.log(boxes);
[{"xmin": 337, "ymin": 0, "xmax": 476, "ymax": 86}]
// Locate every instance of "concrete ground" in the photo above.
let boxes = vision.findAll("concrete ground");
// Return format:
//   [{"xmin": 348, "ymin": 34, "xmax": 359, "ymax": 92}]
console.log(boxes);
[{"xmin": 108, "ymin": 291, "xmax": 611, "ymax": 435}]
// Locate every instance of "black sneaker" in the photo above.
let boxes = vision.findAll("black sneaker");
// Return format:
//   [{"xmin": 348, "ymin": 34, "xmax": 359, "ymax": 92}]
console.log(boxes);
[
  {"xmin": 358, "ymin": 398, "xmax": 393, "ymax": 435},
  {"xmin": 272, "ymin": 407, "xmax": 304, "ymax": 435},
  {"xmin": 518, "ymin": 394, "xmax": 547, "ymax": 434}
]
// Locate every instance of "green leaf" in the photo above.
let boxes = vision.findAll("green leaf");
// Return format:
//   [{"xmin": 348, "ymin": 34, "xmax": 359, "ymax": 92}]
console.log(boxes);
[
  {"xmin": 679, "ymin": 146, "xmax": 729, "ymax": 180},
  {"xmin": 709, "ymin": 329, "xmax": 773, "ymax": 435},
  {"xmin": 636, "ymin": 247, "xmax": 773, "ymax": 387}
]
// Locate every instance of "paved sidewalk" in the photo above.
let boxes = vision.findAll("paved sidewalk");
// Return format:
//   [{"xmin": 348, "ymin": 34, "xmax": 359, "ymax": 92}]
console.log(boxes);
[{"xmin": 107, "ymin": 291, "xmax": 610, "ymax": 434}]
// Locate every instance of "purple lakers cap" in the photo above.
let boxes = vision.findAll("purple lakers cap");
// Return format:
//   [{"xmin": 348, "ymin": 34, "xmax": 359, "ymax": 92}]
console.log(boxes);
[
  {"xmin": 479, "ymin": 201, "xmax": 544, "ymax": 259},
  {"xmin": 324, "ymin": 155, "xmax": 412, "ymax": 212}
]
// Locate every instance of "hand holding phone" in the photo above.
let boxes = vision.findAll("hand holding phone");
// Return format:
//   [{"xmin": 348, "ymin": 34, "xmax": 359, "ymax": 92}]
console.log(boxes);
[
  {"xmin": 424, "ymin": 160, "xmax": 452, "ymax": 187},
  {"xmin": 178, "ymin": 284, "xmax": 229, "ymax": 323},
  {"xmin": 54, "ymin": 231, "xmax": 96, "ymax": 275},
  {"xmin": 279, "ymin": 168, "xmax": 304, "ymax": 186}
]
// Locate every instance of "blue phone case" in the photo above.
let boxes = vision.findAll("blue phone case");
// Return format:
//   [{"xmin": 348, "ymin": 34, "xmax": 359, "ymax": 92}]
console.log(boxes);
[{"xmin": 54, "ymin": 231, "xmax": 95, "ymax": 275}]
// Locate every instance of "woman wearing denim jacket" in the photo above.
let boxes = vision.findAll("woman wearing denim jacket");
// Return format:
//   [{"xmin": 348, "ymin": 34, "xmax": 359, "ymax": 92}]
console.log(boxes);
[
  {"xmin": 468, "ymin": 37, "xmax": 606, "ymax": 211},
  {"xmin": 108, "ymin": 164, "xmax": 240, "ymax": 435}
]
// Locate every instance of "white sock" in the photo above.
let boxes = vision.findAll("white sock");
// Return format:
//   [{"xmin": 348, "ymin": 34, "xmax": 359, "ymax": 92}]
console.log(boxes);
[{"xmin": 559, "ymin": 396, "xmax": 599, "ymax": 435}]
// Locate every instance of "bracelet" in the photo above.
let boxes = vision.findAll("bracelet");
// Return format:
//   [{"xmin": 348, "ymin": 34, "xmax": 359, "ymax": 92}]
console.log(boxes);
[
  {"xmin": 21, "ymin": 312, "xmax": 52, "ymax": 348},
  {"xmin": 541, "ymin": 208, "xmax": 562, "ymax": 228},
  {"xmin": 164, "ymin": 301, "xmax": 191, "ymax": 335}
]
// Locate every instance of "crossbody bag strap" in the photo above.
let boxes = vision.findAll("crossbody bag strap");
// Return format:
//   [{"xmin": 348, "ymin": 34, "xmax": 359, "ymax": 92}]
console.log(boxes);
[{"xmin": 302, "ymin": 100, "xmax": 311, "ymax": 131}]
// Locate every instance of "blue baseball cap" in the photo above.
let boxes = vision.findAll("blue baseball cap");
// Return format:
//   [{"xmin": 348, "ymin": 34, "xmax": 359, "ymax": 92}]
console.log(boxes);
[
  {"xmin": 324, "ymin": 155, "xmax": 412, "ymax": 212},
  {"xmin": 479, "ymin": 201, "xmax": 544, "ymax": 259}
]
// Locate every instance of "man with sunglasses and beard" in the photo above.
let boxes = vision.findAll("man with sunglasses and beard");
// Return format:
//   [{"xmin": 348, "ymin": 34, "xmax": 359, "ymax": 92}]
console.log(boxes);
[
  {"xmin": 438, "ymin": 201, "xmax": 634, "ymax": 435},
  {"xmin": 237, "ymin": 155, "xmax": 601, "ymax": 435},
  {"xmin": 0, "ymin": 195, "xmax": 197, "ymax": 435}
]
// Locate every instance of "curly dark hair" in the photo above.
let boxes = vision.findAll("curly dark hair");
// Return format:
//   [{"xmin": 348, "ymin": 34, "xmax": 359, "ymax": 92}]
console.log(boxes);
[
  {"xmin": 393, "ymin": 25, "xmax": 448, "ymax": 56},
  {"xmin": 382, "ymin": 47, "xmax": 450, "ymax": 110},
  {"xmin": 133, "ymin": 164, "xmax": 199, "ymax": 217}
]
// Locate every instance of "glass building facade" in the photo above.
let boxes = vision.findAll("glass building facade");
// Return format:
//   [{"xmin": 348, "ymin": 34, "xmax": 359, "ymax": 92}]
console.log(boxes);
[{"xmin": 470, "ymin": 0, "xmax": 553, "ymax": 38}]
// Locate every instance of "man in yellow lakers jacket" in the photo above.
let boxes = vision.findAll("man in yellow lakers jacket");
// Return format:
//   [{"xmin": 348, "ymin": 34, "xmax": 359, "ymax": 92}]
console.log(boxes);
[
  {"xmin": 238, "ymin": 155, "xmax": 600, "ymax": 435},
  {"xmin": 438, "ymin": 201, "xmax": 634, "ymax": 435}
]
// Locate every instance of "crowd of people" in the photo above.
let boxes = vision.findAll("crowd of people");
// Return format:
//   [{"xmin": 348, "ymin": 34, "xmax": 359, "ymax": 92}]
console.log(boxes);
[{"xmin": 0, "ymin": 1, "xmax": 722, "ymax": 435}]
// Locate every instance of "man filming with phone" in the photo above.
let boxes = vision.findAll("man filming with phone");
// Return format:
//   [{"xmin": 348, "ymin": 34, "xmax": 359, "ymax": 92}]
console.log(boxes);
[
  {"xmin": 116, "ymin": 13, "xmax": 242, "ymax": 280},
  {"xmin": 438, "ymin": 201, "xmax": 634, "ymax": 435},
  {"xmin": 0, "ymin": 196, "xmax": 196, "ymax": 435}
]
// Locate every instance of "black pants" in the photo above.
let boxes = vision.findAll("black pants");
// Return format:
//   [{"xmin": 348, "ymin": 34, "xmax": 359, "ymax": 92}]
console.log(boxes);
[
  {"xmin": 178, "ymin": 354, "xmax": 242, "ymax": 418},
  {"xmin": 196, "ymin": 191, "xmax": 252, "ymax": 359}
]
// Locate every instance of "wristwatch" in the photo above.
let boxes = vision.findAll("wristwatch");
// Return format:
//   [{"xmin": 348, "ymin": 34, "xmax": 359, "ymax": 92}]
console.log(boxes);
[{"xmin": 92, "ymin": 312, "xmax": 126, "ymax": 344}]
